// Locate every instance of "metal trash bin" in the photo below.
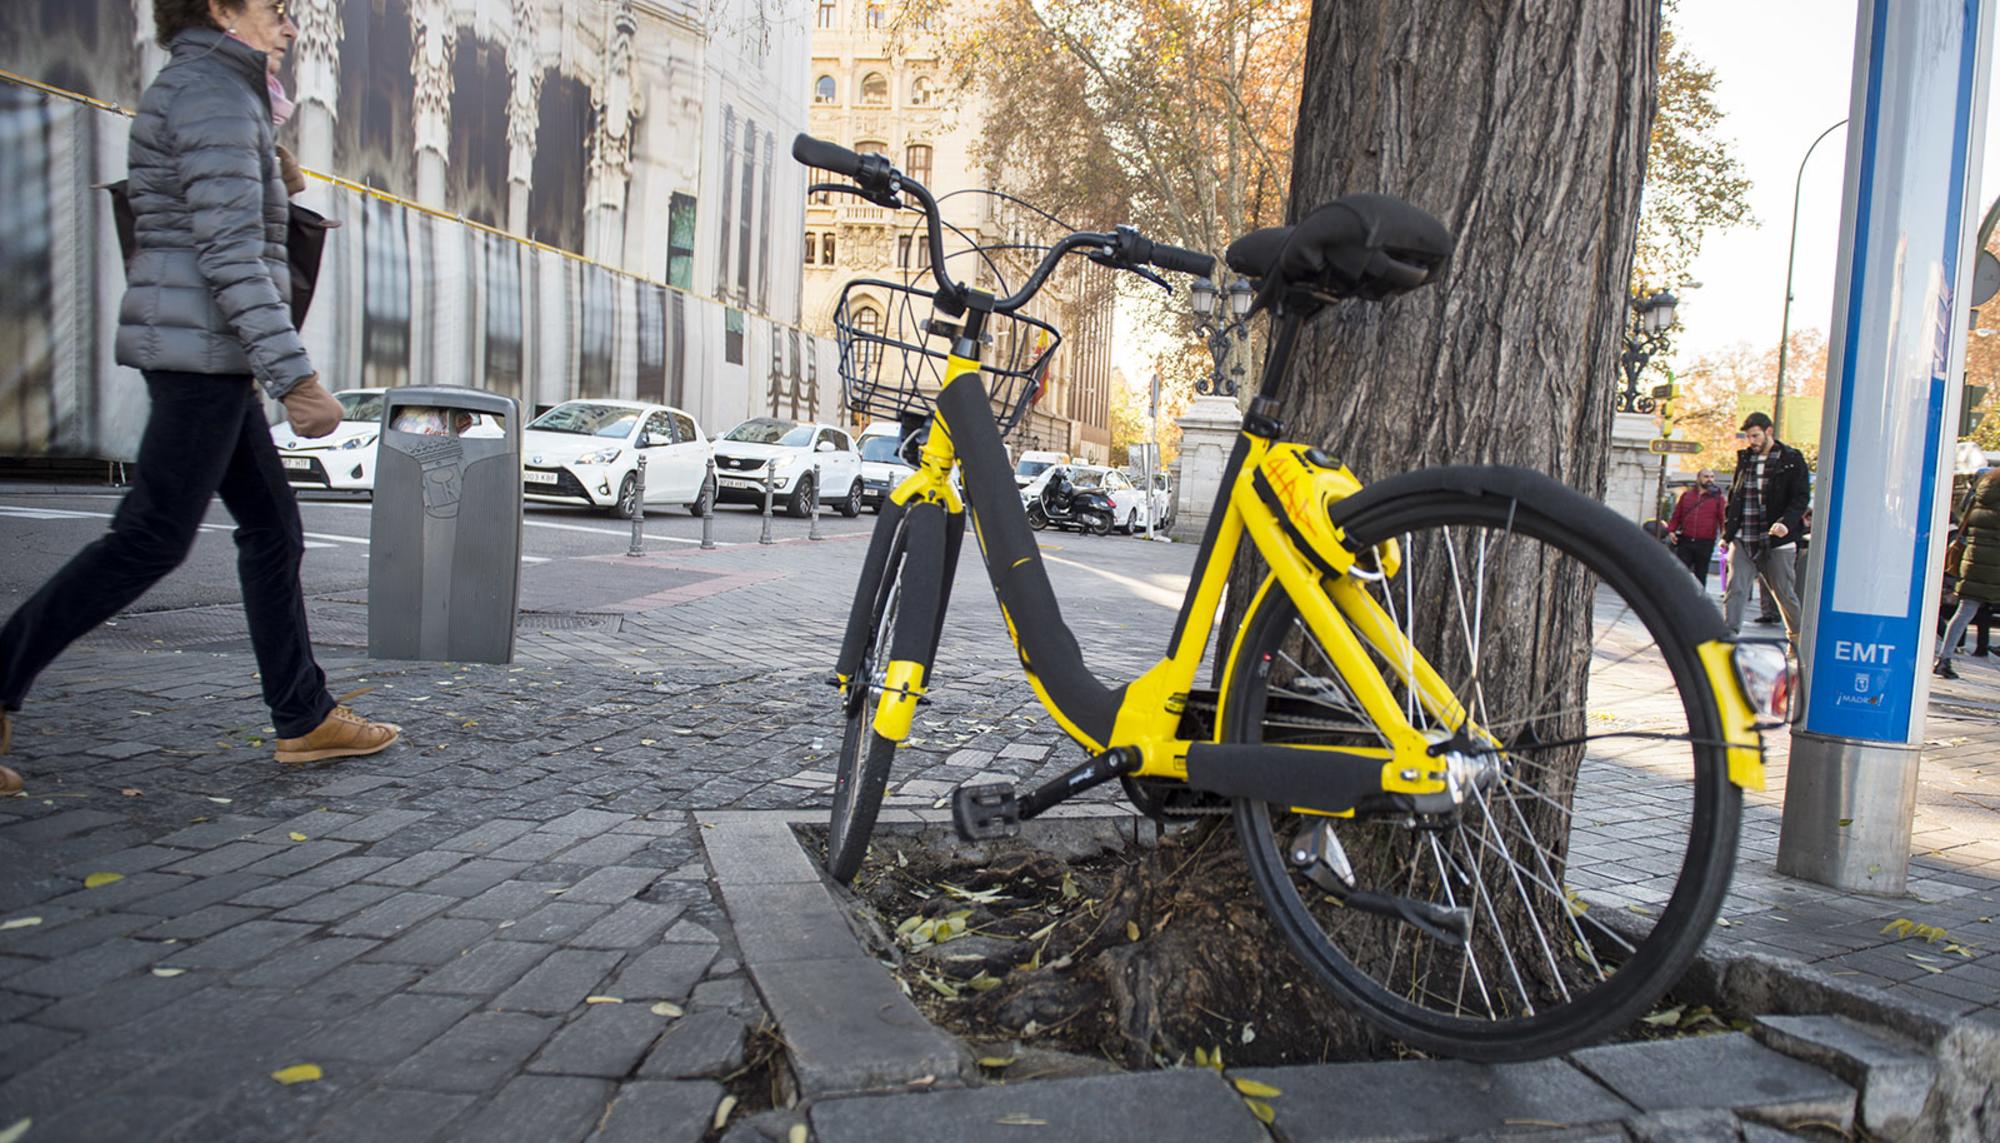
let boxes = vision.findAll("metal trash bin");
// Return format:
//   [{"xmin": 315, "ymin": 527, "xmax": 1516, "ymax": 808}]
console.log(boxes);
[{"xmin": 368, "ymin": 386, "xmax": 522, "ymax": 664}]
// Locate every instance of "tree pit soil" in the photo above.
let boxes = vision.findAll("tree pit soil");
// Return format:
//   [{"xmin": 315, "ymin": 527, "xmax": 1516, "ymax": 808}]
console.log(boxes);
[
  {"xmin": 810, "ymin": 817, "xmax": 1396, "ymax": 1071},
  {"xmin": 806, "ymin": 818, "xmax": 1753, "ymax": 1078}
]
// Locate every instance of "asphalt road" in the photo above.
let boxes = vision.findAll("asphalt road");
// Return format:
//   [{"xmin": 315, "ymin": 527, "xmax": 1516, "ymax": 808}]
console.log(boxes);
[{"xmin": 0, "ymin": 481, "xmax": 1190, "ymax": 622}]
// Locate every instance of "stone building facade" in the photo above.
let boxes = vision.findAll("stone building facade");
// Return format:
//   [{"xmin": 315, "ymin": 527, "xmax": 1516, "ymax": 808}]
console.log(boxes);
[{"xmin": 798, "ymin": 0, "xmax": 1117, "ymax": 462}]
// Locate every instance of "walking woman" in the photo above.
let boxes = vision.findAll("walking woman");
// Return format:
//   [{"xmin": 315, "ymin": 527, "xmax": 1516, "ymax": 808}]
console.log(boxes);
[
  {"xmin": 0, "ymin": 0, "xmax": 398, "ymax": 794},
  {"xmin": 1936, "ymin": 467, "xmax": 2000, "ymax": 680}
]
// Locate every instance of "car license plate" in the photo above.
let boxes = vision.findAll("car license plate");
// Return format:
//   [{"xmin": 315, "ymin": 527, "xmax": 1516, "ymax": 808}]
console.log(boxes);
[
  {"xmin": 523, "ymin": 470, "xmax": 560, "ymax": 485},
  {"xmin": 281, "ymin": 457, "xmax": 311, "ymax": 471},
  {"xmin": 720, "ymin": 477, "xmax": 760, "ymax": 491}
]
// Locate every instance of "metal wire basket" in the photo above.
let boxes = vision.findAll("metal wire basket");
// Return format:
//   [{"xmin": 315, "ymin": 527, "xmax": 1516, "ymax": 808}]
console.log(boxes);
[{"xmin": 832, "ymin": 277, "xmax": 1063, "ymax": 437}]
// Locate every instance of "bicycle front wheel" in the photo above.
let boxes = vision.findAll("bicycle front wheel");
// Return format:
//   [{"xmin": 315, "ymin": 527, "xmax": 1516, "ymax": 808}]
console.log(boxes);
[
  {"xmin": 1228, "ymin": 466, "xmax": 1741, "ymax": 1061},
  {"xmin": 827, "ymin": 503, "xmax": 948, "ymax": 883}
]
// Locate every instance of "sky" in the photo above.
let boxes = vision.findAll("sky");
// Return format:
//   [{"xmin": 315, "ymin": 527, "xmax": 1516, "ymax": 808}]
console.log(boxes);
[
  {"xmin": 1667, "ymin": 0, "xmax": 2000, "ymax": 370},
  {"xmin": 1115, "ymin": 1, "xmax": 2000, "ymax": 393}
]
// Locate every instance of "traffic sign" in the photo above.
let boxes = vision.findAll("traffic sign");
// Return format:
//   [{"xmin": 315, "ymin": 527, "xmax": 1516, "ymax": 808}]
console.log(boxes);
[
  {"xmin": 1650, "ymin": 382, "xmax": 1677, "ymax": 399},
  {"xmin": 1649, "ymin": 439, "xmax": 1703, "ymax": 455}
]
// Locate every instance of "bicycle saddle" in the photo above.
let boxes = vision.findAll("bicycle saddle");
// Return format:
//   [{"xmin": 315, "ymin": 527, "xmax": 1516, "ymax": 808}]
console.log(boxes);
[{"xmin": 1226, "ymin": 194, "xmax": 1453, "ymax": 302}]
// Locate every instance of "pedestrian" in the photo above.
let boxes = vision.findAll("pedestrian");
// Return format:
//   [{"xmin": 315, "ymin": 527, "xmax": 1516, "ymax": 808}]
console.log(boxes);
[
  {"xmin": 1666, "ymin": 468, "xmax": 1727, "ymax": 588},
  {"xmin": 1935, "ymin": 467, "xmax": 2000, "ymax": 680},
  {"xmin": 0, "ymin": 0, "xmax": 399, "ymax": 796},
  {"xmin": 1721, "ymin": 412, "xmax": 1812, "ymax": 639}
]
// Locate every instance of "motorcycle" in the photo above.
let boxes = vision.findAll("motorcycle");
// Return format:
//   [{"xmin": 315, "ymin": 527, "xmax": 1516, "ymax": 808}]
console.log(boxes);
[{"xmin": 1026, "ymin": 473, "xmax": 1115, "ymax": 535}]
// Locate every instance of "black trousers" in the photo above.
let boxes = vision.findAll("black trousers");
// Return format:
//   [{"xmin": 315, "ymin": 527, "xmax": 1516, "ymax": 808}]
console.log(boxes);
[
  {"xmin": 1674, "ymin": 537, "xmax": 1716, "ymax": 589},
  {"xmin": 0, "ymin": 371, "xmax": 334, "ymax": 737}
]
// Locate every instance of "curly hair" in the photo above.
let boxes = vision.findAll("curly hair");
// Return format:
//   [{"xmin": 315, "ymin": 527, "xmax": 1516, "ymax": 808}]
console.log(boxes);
[{"xmin": 153, "ymin": 0, "xmax": 246, "ymax": 47}]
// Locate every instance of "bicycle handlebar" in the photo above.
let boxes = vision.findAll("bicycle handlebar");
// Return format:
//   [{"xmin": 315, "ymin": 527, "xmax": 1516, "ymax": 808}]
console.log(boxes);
[{"xmin": 792, "ymin": 133, "xmax": 1215, "ymax": 314}]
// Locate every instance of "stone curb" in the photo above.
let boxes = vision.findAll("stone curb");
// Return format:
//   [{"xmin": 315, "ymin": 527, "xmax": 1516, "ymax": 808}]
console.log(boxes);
[
  {"xmin": 1679, "ymin": 947, "xmax": 2000, "ymax": 1141},
  {"xmin": 699, "ymin": 812, "xmax": 2000, "ymax": 1141}
]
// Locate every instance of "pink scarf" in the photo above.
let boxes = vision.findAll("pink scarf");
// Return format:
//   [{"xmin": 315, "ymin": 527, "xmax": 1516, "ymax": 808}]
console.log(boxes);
[{"xmin": 225, "ymin": 31, "xmax": 295, "ymax": 125}]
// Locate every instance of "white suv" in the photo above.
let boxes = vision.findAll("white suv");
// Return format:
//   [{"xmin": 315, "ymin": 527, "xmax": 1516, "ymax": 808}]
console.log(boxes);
[{"xmin": 713, "ymin": 418, "xmax": 866, "ymax": 517}]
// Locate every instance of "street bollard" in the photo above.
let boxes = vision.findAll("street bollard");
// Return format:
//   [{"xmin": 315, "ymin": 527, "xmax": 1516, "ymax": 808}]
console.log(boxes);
[
  {"xmin": 808, "ymin": 480, "xmax": 823, "ymax": 542},
  {"xmin": 759, "ymin": 466, "xmax": 775, "ymax": 545},
  {"xmin": 700, "ymin": 454, "xmax": 717, "ymax": 550},
  {"xmin": 626, "ymin": 454, "xmax": 646, "ymax": 557}
]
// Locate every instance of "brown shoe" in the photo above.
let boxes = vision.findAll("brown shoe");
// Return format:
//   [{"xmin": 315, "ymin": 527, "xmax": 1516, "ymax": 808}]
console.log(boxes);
[{"xmin": 273, "ymin": 706, "xmax": 401, "ymax": 764}]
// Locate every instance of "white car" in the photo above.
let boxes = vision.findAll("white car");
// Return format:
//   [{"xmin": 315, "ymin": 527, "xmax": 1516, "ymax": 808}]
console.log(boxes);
[
  {"xmin": 712, "ymin": 418, "xmax": 865, "ymax": 518},
  {"xmin": 1022, "ymin": 464, "xmax": 1151, "ymax": 533},
  {"xmin": 271, "ymin": 388, "xmax": 505, "ymax": 493},
  {"xmin": 1014, "ymin": 449, "xmax": 1068, "ymax": 490},
  {"xmin": 857, "ymin": 422, "xmax": 914, "ymax": 513},
  {"xmin": 521, "ymin": 399, "xmax": 713, "ymax": 519}
]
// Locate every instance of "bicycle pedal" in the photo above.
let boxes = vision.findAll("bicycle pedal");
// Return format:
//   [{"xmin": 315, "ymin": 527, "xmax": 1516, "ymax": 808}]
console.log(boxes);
[{"xmin": 952, "ymin": 782, "xmax": 1020, "ymax": 842}]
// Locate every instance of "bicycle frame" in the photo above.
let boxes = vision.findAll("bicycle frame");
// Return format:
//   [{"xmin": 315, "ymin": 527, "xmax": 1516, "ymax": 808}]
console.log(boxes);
[{"xmin": 853, "ymin": 309, "xmax": 1770, "ymax": 822}]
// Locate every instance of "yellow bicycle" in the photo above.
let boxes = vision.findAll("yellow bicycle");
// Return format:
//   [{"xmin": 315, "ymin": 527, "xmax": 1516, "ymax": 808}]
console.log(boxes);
[{"xmin": 797, "ymin": 134, "xmax": 1792, "ymax": 1060}]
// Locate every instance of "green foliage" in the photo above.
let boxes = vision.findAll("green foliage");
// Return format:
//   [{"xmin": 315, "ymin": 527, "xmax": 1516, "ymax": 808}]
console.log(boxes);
[{"xmin": 1634, "ymin": 6, "xmax": 1754, "ymax": 292}]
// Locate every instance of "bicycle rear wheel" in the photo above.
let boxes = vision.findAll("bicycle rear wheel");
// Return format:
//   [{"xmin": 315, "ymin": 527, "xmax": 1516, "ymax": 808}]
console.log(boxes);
[
  {"xmin": 826, "ymin": 503, "xmax": 948, "ymax": 883},
  {"xmin": 1227, "ymin": 466, "xmax": 1741, "ymax": 1060}
]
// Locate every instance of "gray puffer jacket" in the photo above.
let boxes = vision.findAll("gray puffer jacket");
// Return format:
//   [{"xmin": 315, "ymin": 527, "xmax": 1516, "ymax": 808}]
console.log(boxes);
[{"xmin": 114, "ymin": 28, "xmax": 312, "ymax": 398}]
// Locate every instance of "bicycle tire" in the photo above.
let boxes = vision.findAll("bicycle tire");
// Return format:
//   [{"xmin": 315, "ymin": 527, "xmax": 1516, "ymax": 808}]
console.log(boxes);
[
  {"xmin": 826, "ymin": 523, "xmax": 909, "ymax": 883},
  {"xmin": 1226, "ymin": 466, "xmax": 1740, "ymax": 1061}
]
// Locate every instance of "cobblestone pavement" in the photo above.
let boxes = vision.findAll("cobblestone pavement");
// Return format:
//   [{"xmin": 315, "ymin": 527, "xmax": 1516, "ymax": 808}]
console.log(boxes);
[{"xmin": 1, "ymin": 495, "xmax": 1997, "ymax": 1140}]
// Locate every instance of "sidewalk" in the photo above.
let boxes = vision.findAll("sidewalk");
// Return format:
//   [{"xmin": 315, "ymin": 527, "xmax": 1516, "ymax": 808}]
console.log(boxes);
[{"xmin": 0, "ymin": 524, "xmax": 1995, "ymax": 1140}]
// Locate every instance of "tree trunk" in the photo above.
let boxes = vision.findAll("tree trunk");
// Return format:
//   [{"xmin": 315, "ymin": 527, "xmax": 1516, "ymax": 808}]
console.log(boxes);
[
  {"xmin": 1282, "ymin": 0, "xmax": 1658, "ymax": 487},
  {"xmin": 1206, "ymin": 0, "xmax": 1663, "ymax": 1053}
]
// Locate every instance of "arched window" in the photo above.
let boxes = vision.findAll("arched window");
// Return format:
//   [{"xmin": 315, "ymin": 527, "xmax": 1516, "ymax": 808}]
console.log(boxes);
[
  {"xmin": 909, "ymin": 75, "xmax": 935, "ymax": 106},
  {"xmin": 854, "ymin": 140, "xmax": 886, "ymax": 157},
  {"xmin": 904, "ymin": 144, "xmax": 932, "ymax": 185},
  {"xmin": 813, "ymin": 75, "xmax": 836, "ymax": 104},
  {"xmin": 855, "ymin": 305, "xmax": 882, "ymax": 374},
  {"xmin": 860, "ymin": 72, "xmax": 889, "ymax": 105}
]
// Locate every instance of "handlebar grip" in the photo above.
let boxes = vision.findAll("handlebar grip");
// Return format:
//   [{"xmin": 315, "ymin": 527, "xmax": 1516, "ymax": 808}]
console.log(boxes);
[
  {"xmin": 1148, "ymin": 241, "xmax": 1215, "ymax": 278},
  {"xmin": 792, "ymin": 133, "xmax": 863, "ymax": 178}
]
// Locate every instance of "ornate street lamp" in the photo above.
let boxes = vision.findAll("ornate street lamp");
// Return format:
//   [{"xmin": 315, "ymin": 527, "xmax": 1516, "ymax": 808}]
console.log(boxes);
[
  {"xmin": 1615, "ymin": 289, "xmax": 1679, "ymax": 413},
  {"xmin": 1191, "ymin": 277, "xmax": 1254, "ymax": 397}
]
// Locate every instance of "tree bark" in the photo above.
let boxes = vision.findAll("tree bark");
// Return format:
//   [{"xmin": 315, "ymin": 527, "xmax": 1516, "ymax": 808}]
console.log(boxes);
[
  {"xmin": 1202, "ymin": 0, "xmax": 1663, "ymax": 1052},
  {"xmin": 1280, "ymin": 0, "xmax": 1659, "ymax": 489}
]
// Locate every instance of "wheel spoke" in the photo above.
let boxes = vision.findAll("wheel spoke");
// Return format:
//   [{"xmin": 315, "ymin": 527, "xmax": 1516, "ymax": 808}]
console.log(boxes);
[{"xmin": 1237, "ymin": 489, "xmax": 1724, "ymax": 1054}]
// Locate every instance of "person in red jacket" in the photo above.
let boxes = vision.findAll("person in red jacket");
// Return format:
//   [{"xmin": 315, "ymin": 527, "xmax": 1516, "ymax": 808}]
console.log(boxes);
[{"xmin": 1667, "ymin": 467, "xmax": 1728, "ymax": 588}]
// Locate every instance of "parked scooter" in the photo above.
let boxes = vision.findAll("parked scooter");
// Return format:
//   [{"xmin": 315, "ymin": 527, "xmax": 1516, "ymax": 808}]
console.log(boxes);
[{"xmin": 1026, "ymin": 466, "xmax": 1115, "ymax": 535}]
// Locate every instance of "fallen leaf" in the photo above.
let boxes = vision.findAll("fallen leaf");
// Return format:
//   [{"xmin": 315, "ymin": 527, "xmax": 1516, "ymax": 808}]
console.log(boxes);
[
  {"xmin": 1244, "ymin": 1099, "xmax": 1276, "ymax": 1125},
  {"xmin": 994, "ymin": 1113, "xmax": 1049, "ymax": 1126},
  {"xmin": 788, "ymin": 1125, "xmax": 807, "ymax": 1143},
  {"xmin": 584, "ymin": 995, "xmax": 623, "ymax": 1004},
  {"xmin": 1240, "ymin": 1024, "xmax": 1256, "ymax": 1045},
  {"xmin": 207, "ymin": 797, "xmax": 233, "ymax": 805},
  {"xmin": 271, "ymin": 1063, "xmax": 323, "ymax": 1085},
  {"xmin": 288, "ymin": 832, "xmax": 308, "ymax": 843},
  {"xmin": 151, "ymin": 967, "xmax": 187, "ymax": 978},
  {"xmin": 1125, "ymin": 921, "xmax": 1140, "ymax": 942},
  {"xmin": 0, "ymin": 1118, "xmax": 29, "ymax": 1143},
  {"xmin": 84, "ymin": 872, "xmax": 125, "ymax": 889},
  {"xmin": 1641, "ymin": 1006, "xmax": 1684, "ymax": 1027},
  {"xmin": 1233, "ymin": 1078, "xmax": 1282, "ymax": 1098},
  {"xmin": 650, "ymin": 1001, "xmax": 684, "ymax": 1018},
  {"xmin": 712, "ymin": 1094, "xmax": 738, "ymax": 1131},
  {"xmin": 0, "ymin": 917, "xmax": 43, "ymax": 932},
  {"xmin": 120, "ymin": 788, "xmax": 143, "ymax": 798},
  {"xmin": 977, "ymin": 1056, "xmax": 1018, "ymax": 1068}
]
